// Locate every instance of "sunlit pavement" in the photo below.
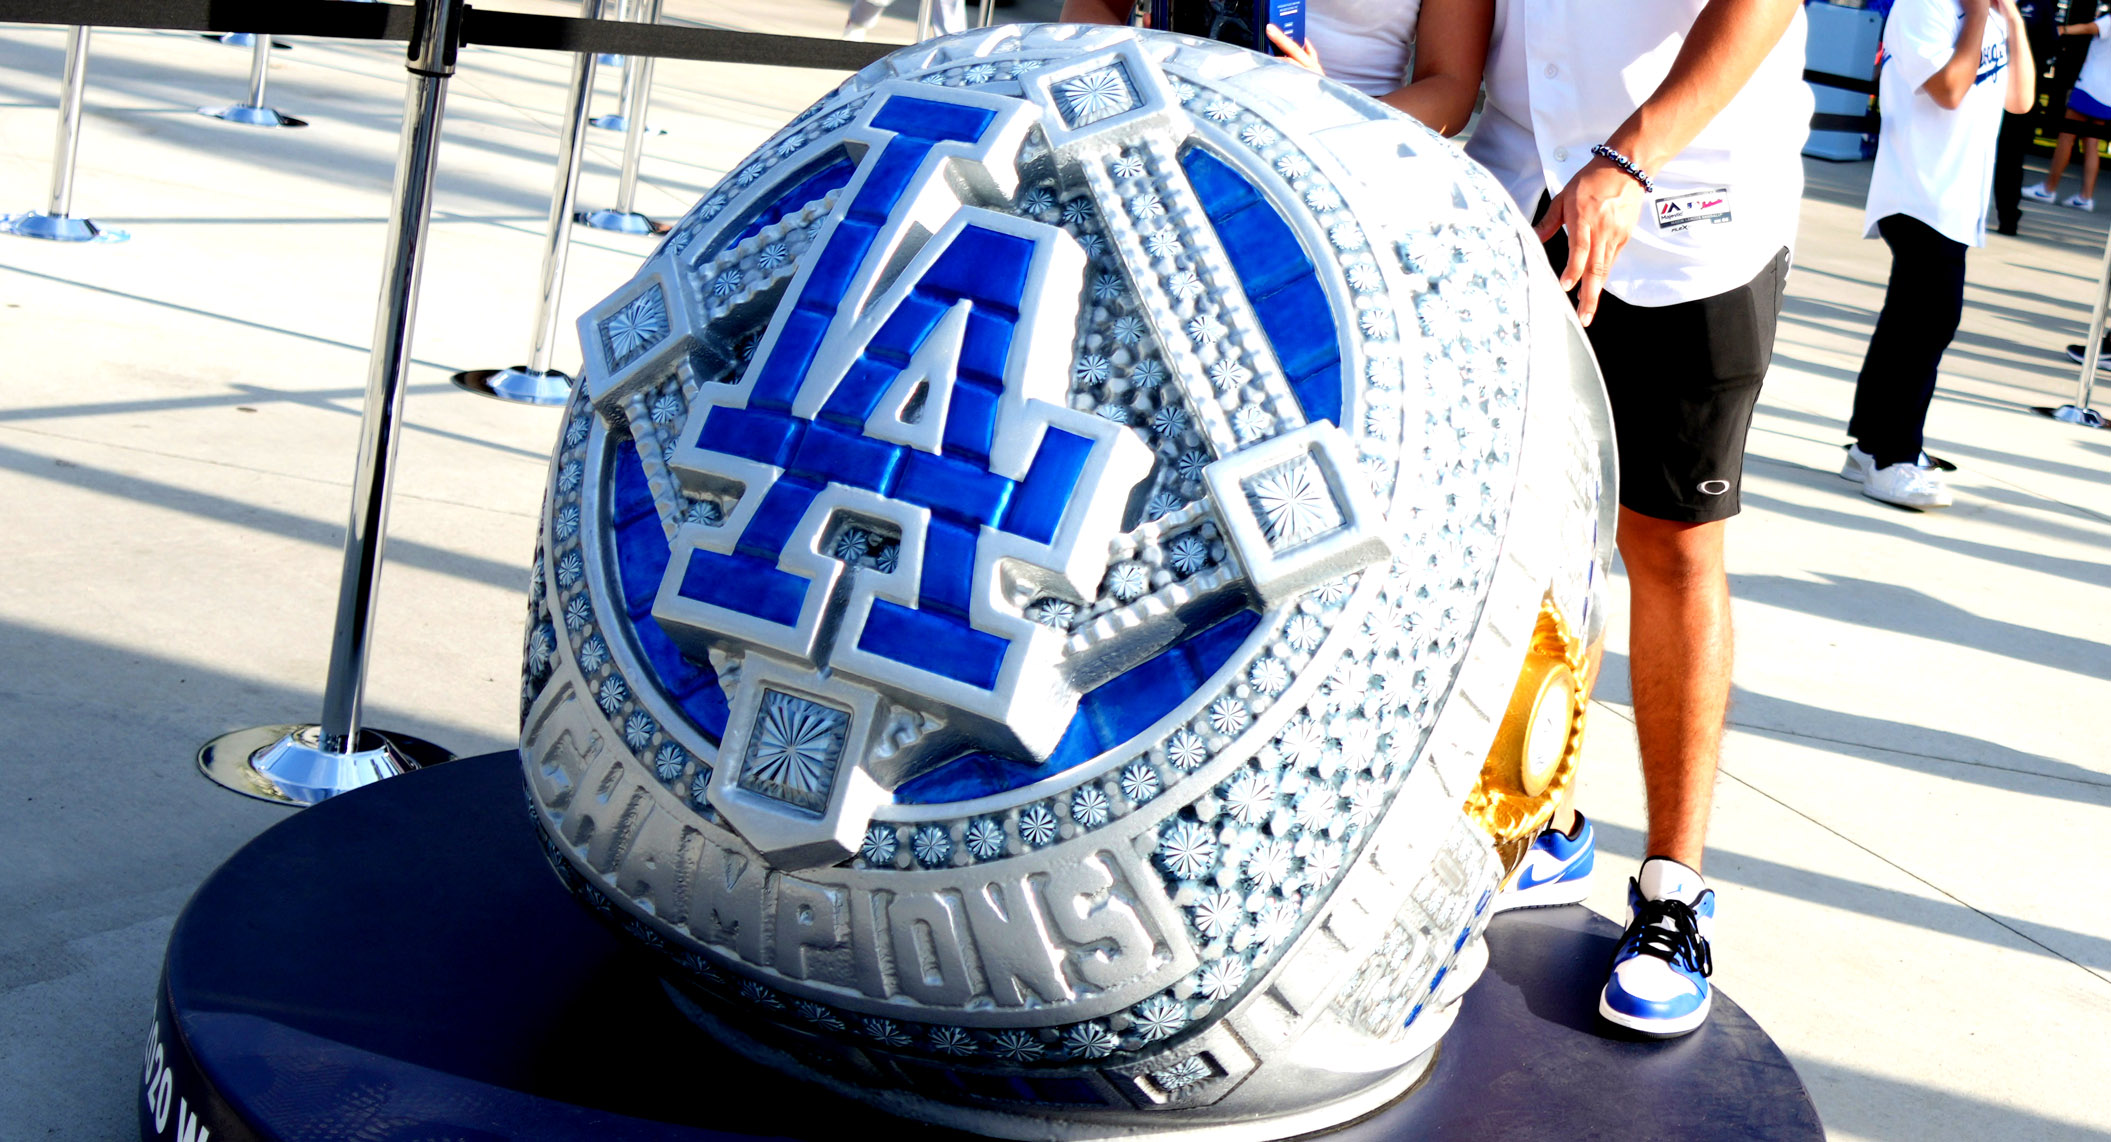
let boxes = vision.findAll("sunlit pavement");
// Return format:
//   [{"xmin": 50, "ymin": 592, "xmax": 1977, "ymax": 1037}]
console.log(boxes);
[{"xmin": 1, "ymin": 5, "xmax": 2105, "ymax": 1138}]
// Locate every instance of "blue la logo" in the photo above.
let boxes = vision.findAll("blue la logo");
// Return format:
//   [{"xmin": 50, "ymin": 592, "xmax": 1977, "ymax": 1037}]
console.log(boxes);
[{"xmin": 649, "ymin": 88, "xmax": 1152, "ymax": 858}]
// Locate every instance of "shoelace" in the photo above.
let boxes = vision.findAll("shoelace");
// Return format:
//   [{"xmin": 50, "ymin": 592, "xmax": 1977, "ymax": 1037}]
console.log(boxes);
[{"xmin": 1616, "ymin": 896, "xmax": 1713, "ymax": 977}]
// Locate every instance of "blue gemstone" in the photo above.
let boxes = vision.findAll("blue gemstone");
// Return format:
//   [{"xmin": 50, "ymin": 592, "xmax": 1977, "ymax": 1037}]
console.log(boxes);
[
  {"xmin": 893, "ymin": 608, "xmax": 1259, "ymax": 803},
  {"xmin": 678, "ymin": 548, "xmax": 808, "ymax": 627},
  {"xmin": 860, "ymin": 600, "xmax": 1007, "ymax": 689},
  {"xmin": 699, "ymin": 405, "xmax": 804, "ymax": 468},
  {"xmin": 1179, "ymin": 145, "xmax": 1344, "ymax": 427},
  {"xmin": 608, "ymin": 437, "xmax": 657, "ymax": 528},
  {"xmin": 917, "ymin": 518, "xmax": 980, "ymax": 618},
  {"xmin": 870, "ymin": 96, "xmax": 998, "ymax": 143},
  {"xmin": 941, "ymin": 378, "xmax": 1003, "ymax": 462},
  {"xmin": 734, "ymin": 477, "xmax": 825, "ymax": 561},
  {"xmin": 999, "ymin": 428, "xmax": 1091, "ymax": 543},
  {"xmin": 897, "ymin": 450, "xmax": 1013, "ymax": 527},
  {"xmin": 721, "ymin": 149, "xmax": 855, "ymax": 251},
  {"xmin": 789, "ymin": 419, "xmax": 904, "ymax": 493}
]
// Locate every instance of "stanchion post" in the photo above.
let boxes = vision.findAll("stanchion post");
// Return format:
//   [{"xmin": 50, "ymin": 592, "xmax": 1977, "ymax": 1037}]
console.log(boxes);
[
  {"xmin": 590, "ymin": 0, "xmax": 636, "ymax": 132},
  {"xmin": 917, "ymin": 0, "xmax": 935, "ymax": 41},
  {"xmin": 452, "ymin": 0, "xmax": 607, "ymax": 405},
  {"xmin": 580, "ymin": 0, "xmax": 665, "ymax": 234},
  {"xmin": 0, "ymin": 25, "xmax": 126, "ymax": 243},
  {"xmin": 197, "ymin": 0, "xmax": 464, "ymax": 805},
  {"xmin": 591, "ymin": 53, "xmax": 636, "ymax": 129},
  {"xmin": 2043, "ymin": 218, "xmax": 2111, "ymax": 429},
  {"xmin": 596, "ymin": 0, "xmax": 628, "ymax": 68},
  {"xmin": 200, "ymin": 30, "xmax": 308, "ymax": 127}
]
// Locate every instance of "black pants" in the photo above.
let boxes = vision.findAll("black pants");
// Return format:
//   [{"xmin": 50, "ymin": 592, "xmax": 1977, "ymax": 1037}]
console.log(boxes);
[
  {"xmin": 1849, "ymin": 214, "xmax": 1966, "ymax": 468},
  {"xmin": 1993, "ymin": 108, "xmax": 2036, "ymax": 228}
]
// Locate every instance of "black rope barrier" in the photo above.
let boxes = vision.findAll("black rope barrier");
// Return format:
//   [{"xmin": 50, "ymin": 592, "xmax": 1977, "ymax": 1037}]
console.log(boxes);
[
  {"xmin": 0, "ymin": 9, "xmax": 2097, "ymax": 139},
  {"xmin": 1805, "ymin": 67, "xmax": 1876, "ymax": 97},
  {"xmin": 0, "ymin": 0, "xmax": 895, "ymax": 71}
]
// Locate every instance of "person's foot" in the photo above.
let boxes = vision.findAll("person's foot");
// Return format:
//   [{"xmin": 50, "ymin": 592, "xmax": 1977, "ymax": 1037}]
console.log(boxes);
[
  {"xmin": 1494, "ymin": 813, "xmax": 1595, "ymax": 912},
  {"xmin": 1840, "ymin": 441, "xmax": 1878, "ymax": 483},
  {"xmin": 2066, "ymin": 194, "xmax": 2096, "ymax": 212},
  {"xmin": 1600, "ymin": 858, "xmax": 1715, "ymax": 1038},
  {"xmin": 1863, "ymin": 459, "xmax": 1954, "ymax": 508},
  {"xmin": 2022, "ymin": 183, "xmax": 2058, "ymax": 204},
  {"xmin": 2066, "ymin": 340, "xmax": 2111, "ymax": 367},
  {"xmin": 1996, "ymin": 215, "xmax": 2020, "ymax": 236},
  {"xmin": 1842, "ymin": 442, "xmax": 1952, "ymax": 481}
]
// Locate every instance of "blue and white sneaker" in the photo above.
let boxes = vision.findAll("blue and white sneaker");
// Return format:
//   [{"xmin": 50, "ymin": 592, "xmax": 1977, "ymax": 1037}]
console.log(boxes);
[
  {"xmin": 1599, "ymin": 857, "xmax": 1715, "ymax": 1038},
  {"xmin": 1493, "ymin": 813, "xmax": 1594, "ymax": 912}
]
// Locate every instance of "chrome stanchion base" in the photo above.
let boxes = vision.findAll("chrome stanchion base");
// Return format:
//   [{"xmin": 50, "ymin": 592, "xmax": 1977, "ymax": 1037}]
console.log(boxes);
[
  {"xmin": 451, "ymin": 366, "xmax": 575, "ymax": 406},
  {"xmin": 588, "ymin": 113, "xmax": 663, "ymax": 134},
  {"xmin": 206, "ymin": 34, "xmax": 291, "ymax": 49},
  {"xmin": 2035, "ymin": 404, "xmax": 2109, "ymax": 429},
  {"xmin": 575, "ymin": 207, "xmax": 666, "ymax": 235},
  {"xmin": 0, "ymin": 210, "xmax": 127, "ymax": 243},
  {"xmin": 198, "ymin": 723, "xmax": 453, "ymax": 807},
  {"xmin": 199, "ymin": 103, "xmax": 308, "ymax": 129}
]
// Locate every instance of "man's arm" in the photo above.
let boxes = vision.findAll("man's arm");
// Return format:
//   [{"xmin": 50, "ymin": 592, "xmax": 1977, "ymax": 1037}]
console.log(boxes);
[
  {"xmin": 2003, "ymin": 0, "xmax": 2036, "ymax": 115},
  {"xmin": 1060, "ymin": 0, "xmax": 1133, "ymax": 23},
  {"xmin": 1921, "ymin": 0, "xmax": 1993, "ymax": 109},
  {"xmin": 1075, "ymin": 0, "xmax": 1492, "ymax": 138},
  {"xmin": 1269, "ymin": 0, "xmax": 1494, "ymax": 136},
  {"xmin": 1388, "ymin": 0, "xmax": 1495, "ymax": 136},
  {"xmin": 1533, "ymin": 0, "xmax": 1801, "ymax": 325}
]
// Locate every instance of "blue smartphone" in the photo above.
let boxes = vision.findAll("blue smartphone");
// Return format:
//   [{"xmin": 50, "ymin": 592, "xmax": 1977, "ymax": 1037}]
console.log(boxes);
[{"xmin": 1147, "ymin": 0, "xmax": 1307, "ymax": 56}]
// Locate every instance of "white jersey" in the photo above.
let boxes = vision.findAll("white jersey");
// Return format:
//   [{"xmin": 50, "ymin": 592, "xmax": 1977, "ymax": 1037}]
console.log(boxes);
[
  {"xmin": 1863, "ymin": 0, "xmax": 2011, "ymax": 248},
  {"xmin": 1462, "ymin": 0, "xmax": 1812, "ymax": 307},
  {"xmin": 2075, "ymin": 15, "xmax": 2111, "ymax": 106},
  {"xmin": 1307, "ymin": 0, "xmax": 1423, "ymax": 98}
]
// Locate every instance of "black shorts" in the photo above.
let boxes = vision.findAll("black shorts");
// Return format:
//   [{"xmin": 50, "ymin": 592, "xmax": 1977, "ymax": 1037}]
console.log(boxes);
[{"xmin": 1542, "ymin": 229, "xmax": 1788, "ymax": 524}]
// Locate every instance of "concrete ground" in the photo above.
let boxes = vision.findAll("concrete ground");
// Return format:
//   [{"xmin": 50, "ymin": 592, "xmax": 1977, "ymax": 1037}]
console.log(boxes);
[{"xmin": 0, "ymin": 3, "xmax": 2105, "ymax": 1138}]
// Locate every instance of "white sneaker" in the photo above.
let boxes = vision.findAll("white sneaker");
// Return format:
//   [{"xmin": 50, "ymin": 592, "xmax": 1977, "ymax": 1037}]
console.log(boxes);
[
  {"xmin": 2067, "ymin": 194, "xmax": 2096, "ymax": 212},
  {"xmin": 1842, "ymin": 443, "xmax": 1948, "ymax": 483},
  {"xmin": 2022, "ymin": 183, "xmax": 2058, "ymax": 204},
  {"xmin": 1862, "ymin": 460, "xmax": 1954, "ymax": 508},
  {"xmin": 1840, "ymin": 442, "xmax": 1878, "ymax": 483}
]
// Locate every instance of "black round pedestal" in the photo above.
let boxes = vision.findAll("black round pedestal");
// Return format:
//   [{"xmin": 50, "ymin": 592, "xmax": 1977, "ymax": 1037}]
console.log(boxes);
[{"xmin": 139, "ymin": 753, "xmax": 1823, "ymax": 1141}]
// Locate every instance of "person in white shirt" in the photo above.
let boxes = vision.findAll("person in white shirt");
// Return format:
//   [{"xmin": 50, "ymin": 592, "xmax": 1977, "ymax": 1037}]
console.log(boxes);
[
  {"xmin": 1059, "ymin": 0, "xmax": 1494, "ymax": 136},
  {"xmin": 1845, "ymin": 0, "xmax": 2034, "ymax": 509},
  {"xmin": 2021, "ymin": 15, "xmax": 2111, "ymax": 211},
  {"xmin": 1460, "ymin": 0, "xmax": 1810, "ymax": 1039}
]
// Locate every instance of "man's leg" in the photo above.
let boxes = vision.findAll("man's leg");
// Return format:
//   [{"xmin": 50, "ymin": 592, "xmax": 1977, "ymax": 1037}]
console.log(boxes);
[
  {"xmin": 1617, "ymin": 510, "xmax": 1731, "ymax": 872},
  {"xmin": 1994, "ymin": 108, "xmax": 2031, "ymax": 232},
  {"xmin": 2084, "ymin": 124, "xmax": 2102, "ymax": 202},
  {"xmin": 1581, "ymin": 252, "xmax": 1779, "ymax": 1038},
  {"xmin": 1850, "ymin": 214, "xmax": 1965, "ymax": 469},
  {"xmin": 2042, "ymin": 116, "xmax": 2085, "ymax": 194}
]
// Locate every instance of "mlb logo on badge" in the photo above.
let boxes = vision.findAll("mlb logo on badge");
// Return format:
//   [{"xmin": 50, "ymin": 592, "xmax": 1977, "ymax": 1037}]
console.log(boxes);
[{"xmin": 1655, "ymin": 187, "xmax": 1734, "ymax": 232}]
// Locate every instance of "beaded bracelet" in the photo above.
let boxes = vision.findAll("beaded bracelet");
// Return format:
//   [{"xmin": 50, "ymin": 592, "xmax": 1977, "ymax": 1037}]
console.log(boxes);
[{"xmin": 1590, "ymin": 143, "xmax": 1654, "ymax": 194}]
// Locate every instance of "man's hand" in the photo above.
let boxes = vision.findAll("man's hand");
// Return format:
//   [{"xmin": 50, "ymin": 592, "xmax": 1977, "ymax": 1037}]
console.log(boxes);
[
  {"xmin": 1526, "ymin": 0, "xmax": 1797, "ymax": 325},
  {"xmin": 1264, "ymin": 24, "xmax": 1324, "ymax": 73},
  {"xmin": 1534, "ymin": 158, "xmax": 1647, "ymax": 326}
]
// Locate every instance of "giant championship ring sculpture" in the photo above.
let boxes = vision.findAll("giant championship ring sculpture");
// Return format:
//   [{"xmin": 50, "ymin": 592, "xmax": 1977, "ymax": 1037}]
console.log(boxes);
[{"xmin": 520, "ymin": 23, "xmax": 1614, "ymax": 1139}]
